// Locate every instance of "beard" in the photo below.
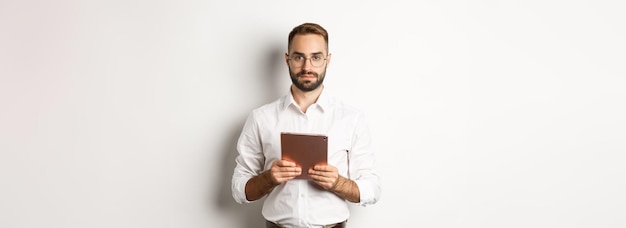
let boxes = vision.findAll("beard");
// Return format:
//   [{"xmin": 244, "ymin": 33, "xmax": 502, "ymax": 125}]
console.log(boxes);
[{"xmin": 289, "ymin": 68, "xmax": 326, "ymax": 92}]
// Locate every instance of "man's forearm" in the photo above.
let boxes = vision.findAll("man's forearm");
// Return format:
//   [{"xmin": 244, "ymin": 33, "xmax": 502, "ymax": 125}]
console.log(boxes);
[
  {"xmin": 331, "ymin": 176, "xmax": 360, "ymax": 203},
  {"xmin": 245, "ymin": 171, "xmax": 277, "ymax": 201}
]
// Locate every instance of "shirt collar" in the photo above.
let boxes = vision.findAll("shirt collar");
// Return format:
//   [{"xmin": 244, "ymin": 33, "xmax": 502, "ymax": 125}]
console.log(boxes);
[{"xmin": 280, "ymin": 87, "xmax": 331, "ymax": 112}]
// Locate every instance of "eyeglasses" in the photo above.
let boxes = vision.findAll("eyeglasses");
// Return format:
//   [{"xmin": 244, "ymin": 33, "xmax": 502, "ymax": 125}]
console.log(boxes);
[{"xmin": 288, "ymin": 54, "xmax": 327, "ymax": 67}]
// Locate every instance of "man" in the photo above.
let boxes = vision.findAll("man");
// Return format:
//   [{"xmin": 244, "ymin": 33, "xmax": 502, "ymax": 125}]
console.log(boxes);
[{"xmin": 232, "ymin": 22, "xmax": 381, "ymax": 228}]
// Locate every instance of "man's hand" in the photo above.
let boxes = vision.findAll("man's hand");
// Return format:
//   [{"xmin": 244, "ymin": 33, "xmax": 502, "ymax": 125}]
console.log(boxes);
[
  {"xmin": 245, "ymin": 160, "xmax": 301, "ymax": 201},
  {"xmin": 268, "ymin": 160, "xmax": 302, "ymax": 185},
  {"xmin": 308, "ymin": 164, "xmax": 339, "ymax": 190},
  {"xmin": 309, "ymin": 164, "xmax": 361, "ymax": 203}
]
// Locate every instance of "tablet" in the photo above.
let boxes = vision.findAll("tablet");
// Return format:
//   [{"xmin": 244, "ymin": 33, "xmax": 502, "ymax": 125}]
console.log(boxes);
[{"xmin": 280, "ymin": 132, "xmax": 328, "ymax": 179}]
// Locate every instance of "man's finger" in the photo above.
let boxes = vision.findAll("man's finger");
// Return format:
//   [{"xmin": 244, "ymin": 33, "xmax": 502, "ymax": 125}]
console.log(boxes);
[{"xmin": 278, "ymin": 160, "xmax": 297, "ymax": 167}]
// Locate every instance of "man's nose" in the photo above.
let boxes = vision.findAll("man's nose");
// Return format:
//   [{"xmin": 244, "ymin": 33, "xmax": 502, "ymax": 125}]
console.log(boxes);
[{"xmin": 301, "ymin": 58, "xmax": 313, "ymax": 71}]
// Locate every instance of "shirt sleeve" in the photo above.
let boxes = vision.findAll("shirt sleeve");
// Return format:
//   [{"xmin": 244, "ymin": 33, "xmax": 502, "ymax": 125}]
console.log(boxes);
[
  {"xmin": 231, "ymin": 111, "xmax": 265, "ymax": 204},
  {"xmin": 349, "ymin": 112, "xmax": 382, "ymax": 206}
]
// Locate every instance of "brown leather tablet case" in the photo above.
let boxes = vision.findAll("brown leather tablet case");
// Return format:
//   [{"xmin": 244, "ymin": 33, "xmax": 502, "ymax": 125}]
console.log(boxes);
[{"xmin": 280, "ymin": 132, "xmax": 328, "ymax": 179}]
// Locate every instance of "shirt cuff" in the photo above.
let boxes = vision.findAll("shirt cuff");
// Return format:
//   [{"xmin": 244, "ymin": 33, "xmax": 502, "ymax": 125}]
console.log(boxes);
[
  {"xmin": 232, "ymin": 176, "xmax": 253, "ymax": 204},
  {"xmin": 354, "ymin": 178, "xmax": 378, "ymax": 206}
]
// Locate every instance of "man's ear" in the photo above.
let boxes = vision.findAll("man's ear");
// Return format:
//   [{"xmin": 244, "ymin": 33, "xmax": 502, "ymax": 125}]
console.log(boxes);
[
  {"xmin": 285, "ymin": 52, "xmax": 290, "ymax": 65},
  {"xmin": 326, "ymin": 53, "xmax": 332, "ymax": 66}
]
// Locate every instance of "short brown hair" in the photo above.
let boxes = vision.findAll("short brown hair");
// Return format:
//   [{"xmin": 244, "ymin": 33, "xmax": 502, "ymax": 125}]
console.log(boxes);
[{"xmin": 288, "ymin": 23, "xmax": 329, "ymax": 52}]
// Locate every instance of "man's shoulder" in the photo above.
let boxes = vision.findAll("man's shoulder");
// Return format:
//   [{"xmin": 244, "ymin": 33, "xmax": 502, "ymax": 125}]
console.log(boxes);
[
  {"xmin": 327, "ymin": 96, "xmax": 366, "ymax": 117},
  {"xmin": 319, "ymin": 87, "xmax": 362, "ymax": 112},
  {"xmin": 249, "ymin": 95, "xmax": 286, "ymax": 115}
]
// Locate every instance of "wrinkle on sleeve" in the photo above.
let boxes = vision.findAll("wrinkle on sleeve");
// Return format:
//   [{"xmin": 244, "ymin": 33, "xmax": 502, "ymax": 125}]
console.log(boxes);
[
  {"xmin": 349, "ymin": 112, "xmax": 381, "ymax": 206},
  {"xmin": 231, "ymin": 111, "xmax": 265, "ymax": 204}
]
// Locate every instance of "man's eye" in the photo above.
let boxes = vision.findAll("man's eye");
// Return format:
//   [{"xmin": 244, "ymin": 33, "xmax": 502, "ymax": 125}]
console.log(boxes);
[
  {"xmin": 293, "ymin": 56, "xmax": 304, "ymax": 61},
  {"xmin": 312, "ymin": 55, "xmax": 323, "ymax": 61}
]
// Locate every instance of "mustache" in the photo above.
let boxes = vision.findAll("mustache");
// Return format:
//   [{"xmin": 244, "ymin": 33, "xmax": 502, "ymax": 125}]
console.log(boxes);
[{"xmin": 297, "ymin": 71, "xmax": 318, "ymax": 77}]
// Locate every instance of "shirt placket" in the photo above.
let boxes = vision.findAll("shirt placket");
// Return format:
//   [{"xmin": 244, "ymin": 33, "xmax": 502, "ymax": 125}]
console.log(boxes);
[{"xmin": 296, "ymin": 110, "xmax": 308, "ymax": 227}]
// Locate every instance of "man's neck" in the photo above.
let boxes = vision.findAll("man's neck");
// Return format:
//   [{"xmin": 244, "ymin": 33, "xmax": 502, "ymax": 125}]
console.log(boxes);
[{"xmin": 291, "ymin": 85, "xmax": 323, "ymax": 113}]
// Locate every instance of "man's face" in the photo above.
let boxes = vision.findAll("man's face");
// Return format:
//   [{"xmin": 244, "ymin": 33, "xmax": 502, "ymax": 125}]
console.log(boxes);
[{"xmin": 286, "ymin": 34, "xmax": 330, "ymax": 92}]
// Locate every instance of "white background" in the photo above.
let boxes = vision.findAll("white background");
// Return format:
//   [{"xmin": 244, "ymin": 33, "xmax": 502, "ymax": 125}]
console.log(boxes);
[{"xmin": 1, "ymin": 0, "xmax": 625, "ymax": 227}]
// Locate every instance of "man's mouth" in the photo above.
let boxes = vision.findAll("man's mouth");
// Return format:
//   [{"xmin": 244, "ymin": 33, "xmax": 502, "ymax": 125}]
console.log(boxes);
[{"xmin": 299, "ymin": 72, "xmax": 316, "ymax": 78}]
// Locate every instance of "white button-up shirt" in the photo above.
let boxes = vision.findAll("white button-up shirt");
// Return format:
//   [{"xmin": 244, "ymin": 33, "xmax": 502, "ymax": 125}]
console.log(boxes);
[{"xmin": 232, "ymin": 88, "xmax": 381, "ymax": 228}]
